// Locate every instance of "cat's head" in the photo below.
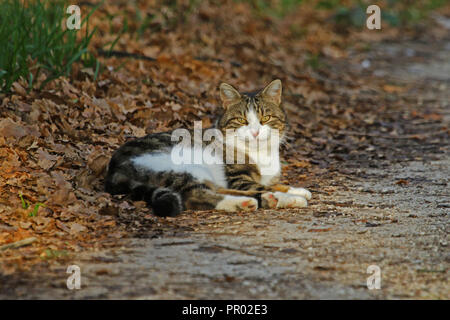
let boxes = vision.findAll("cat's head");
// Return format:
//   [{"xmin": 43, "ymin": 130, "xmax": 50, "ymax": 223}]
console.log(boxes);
[{"xmin": 217, "ymin": 79, "xmax": 286, "ymax": 143}]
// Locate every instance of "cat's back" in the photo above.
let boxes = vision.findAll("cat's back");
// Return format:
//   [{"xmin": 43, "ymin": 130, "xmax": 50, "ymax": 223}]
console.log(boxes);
[
  {"xmin": 105, "ymin": 127, "xmax": 228, "ymax": 193},
  {"xmin": 108, "ymin": 131, "xmax": 175, "ymax": 167}
]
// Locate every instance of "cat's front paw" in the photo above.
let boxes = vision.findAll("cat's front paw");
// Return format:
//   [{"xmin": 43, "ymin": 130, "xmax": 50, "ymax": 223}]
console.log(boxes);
[
  {"xmin": 216, "ymin": 195, "xmax": 258, "ymax": 212},
  {"xmin": 261, "ymin": 192, "xmax": 279, "ymax": 208},
  {"xmin": 287, "ymin": 187, "xmax": 312, "ymax": 200},
  {"xmin": 262, "ymin": 192, "xmax": 308, "ymax": 209}
]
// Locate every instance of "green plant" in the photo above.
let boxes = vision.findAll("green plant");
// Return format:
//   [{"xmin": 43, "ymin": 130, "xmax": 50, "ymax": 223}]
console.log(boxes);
[
  {"xmin": 0, "ymin": 0, "xmax": 100, "ymax": 93},
  {"xmin": 305, "ymin": 53, "xmax": 323, "ymax": 70},
  {"xmin": 19, "ymin": 193, "xmax": 30, "ymax": 209},
  {"xmin": 29, "ymin": 203, "xmax": 46, "ymax": 217},
  {"xmin": 18, "ymin": 193, "xmax": 46, "ymax": 217},
  {"xmin": 134, "ymin": 3, "xmax": 154, "ymax": 39},
  {"xmin": 41, "ymin": 248, "xmax": 69, "ymax": 259},
  {"xmin": 248, "ymin": 0, "xmax": 304, "ymax": 18}
]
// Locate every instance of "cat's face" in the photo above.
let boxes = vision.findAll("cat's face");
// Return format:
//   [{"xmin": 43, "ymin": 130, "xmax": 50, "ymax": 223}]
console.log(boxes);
[{"xmin": 218, "ymin": 79, "xmax": 286, "ymax": 144}]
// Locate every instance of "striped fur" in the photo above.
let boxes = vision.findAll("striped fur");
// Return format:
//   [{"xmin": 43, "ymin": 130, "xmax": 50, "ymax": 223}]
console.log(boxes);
[{"xmin": 105, "ymin": 80, "xmax": 310, "ymax": 216}]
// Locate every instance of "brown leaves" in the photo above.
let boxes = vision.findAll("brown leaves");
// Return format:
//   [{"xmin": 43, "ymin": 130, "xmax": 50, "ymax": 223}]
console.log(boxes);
[
  {"xmin": 322, "ymin": 45, "xmax": 346, "ymax": 59},
  {"xmin": 0, "ymin": 118, "xmax": 27, "ymax": 138},
  {"xmin": 55, "ymin": 220, "xmax": 71, "ymax": 233},
  {"xmin": 291, "ymin": 85, "xmax": 329, "ymax": 104},
  {"xmin": 383, "ymin": 84, "xmax": 405, "ymax": 94},
  {"xmin": 0, "ymin": 98, "xmax": 120, "ymax": 272},
  {"xmin": 410, "ymin": 111, "xmax": 443, "ymax": 121},
  {"xmin": 69, "ymin": 222, "xmax": 87, "ymax": 234},
  {"xmin": 395, "ymin": 179, "xmax": 409, "ymax": 186},
  {"xmin": 87, "ymin": 147, "xmax": 109, "ymax": 177},
  {"xmin": 290, "ymin": 160, "xmax": 310, "ymax": 168},
  {"xmin": 50, "ymin": 171, "xmax": 77, "ymax": 206},
  {"xmin": 0, "ymin": 118, "xmax": 39, "ymax": 139},
  {"xmin": 11, "ymin": 82, "xmax": 27, "ymax": 97},
  {"xmin": 36, "ymin": 148, "xmax": 58, "ymax": 170}
]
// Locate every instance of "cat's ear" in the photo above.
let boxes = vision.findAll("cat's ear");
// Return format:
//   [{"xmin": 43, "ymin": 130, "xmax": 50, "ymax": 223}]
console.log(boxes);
[
  {"xmin": 220, "ymin": 83, "xmax": 241, "ymax": 109},
  {"xmin": 262, "ymin": 79, "xmax": 282, "ymax": 105}
]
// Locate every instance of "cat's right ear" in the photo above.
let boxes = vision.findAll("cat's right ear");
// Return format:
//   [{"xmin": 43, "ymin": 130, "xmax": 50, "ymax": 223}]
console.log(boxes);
[
  {"xmin": 220, "ymin": 83, "xmax": 241, "ymax": 109},
  {"xmin": 262, "ymin": 79, "xmax": 282, "ymax": 105}
]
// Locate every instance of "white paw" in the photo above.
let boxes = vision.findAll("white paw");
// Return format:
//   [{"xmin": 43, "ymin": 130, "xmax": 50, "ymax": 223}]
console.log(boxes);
[
  {"xmin": 287, "ymin": 187, "xmax": 312, "ymax": 200},
  {"xmin": 261, "ymin": 192, "xmax": 279, "ymax": 208},
  {"xmin": 216, "ymin": 195, "xmax": 258, "ymax": 212},
  {"xmin": 272, "ymin": 192, "xmax": 307, "ymax": 208}
]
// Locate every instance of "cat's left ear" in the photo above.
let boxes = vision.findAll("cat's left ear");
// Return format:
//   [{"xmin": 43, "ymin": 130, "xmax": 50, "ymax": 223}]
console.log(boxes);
[{"xmin": 262, "ymin": 79, "xmax": 282, "ymax": 105}]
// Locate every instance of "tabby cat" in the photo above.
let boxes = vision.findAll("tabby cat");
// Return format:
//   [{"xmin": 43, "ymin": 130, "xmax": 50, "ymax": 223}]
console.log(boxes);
[{"xmin": 105, "ymin": 79, "xmax": 311, "ymax": 217}]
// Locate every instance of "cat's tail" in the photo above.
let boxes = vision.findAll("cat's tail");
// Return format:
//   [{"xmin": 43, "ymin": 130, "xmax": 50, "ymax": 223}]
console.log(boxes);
[
  {"xmin": 105, "ymin": 170, "xmax": 183, "ymax": 217},
  {"xmin": 147, "ymin": 187, "xmax": 183, "ymax": 217},
  {"xmin": 126, "ymin": 185, "xmax": 183, "ymax": 217}
]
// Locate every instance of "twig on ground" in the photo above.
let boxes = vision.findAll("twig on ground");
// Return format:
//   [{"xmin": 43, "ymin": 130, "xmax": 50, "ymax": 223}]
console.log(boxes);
[
  {"xmin": 338, "ymin": 130, "xmax": 446, "ymax": 139},
  {"xmin": 0, "ymin": 237, "xmax": 37, "ymax": 251},
  {"xmin": 97, "ymin": 49, "xmax": 156, "ymax": 61}
]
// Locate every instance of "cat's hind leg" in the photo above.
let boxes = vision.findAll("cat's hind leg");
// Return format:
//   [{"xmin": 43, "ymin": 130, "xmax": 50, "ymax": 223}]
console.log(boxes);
[
  {"xmin": 184, "ymin": 188, "xmax": 258, "ymax": 212},
  {"xmin": 215, "ymin": 195, "xmax": 258, "ymax": 212},
  {"xmin": 261, "ymin": 191, "xmax": 308, "ymax": 208}
]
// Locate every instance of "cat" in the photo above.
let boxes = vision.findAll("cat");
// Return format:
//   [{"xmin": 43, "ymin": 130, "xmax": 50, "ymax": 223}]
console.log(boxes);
[{"xmin": 104, "ymin": 79, "xmax": 311, "ymax": 217}]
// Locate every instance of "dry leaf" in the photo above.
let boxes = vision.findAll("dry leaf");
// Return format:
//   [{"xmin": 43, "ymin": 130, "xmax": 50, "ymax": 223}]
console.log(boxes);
[{"xmin": 69, "ymin": 223, "xmax": 87, "ymax": 234}]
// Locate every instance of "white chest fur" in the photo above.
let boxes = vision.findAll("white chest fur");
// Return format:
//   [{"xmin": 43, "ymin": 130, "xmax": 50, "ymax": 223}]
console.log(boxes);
[
  {"xmin": 248, "ymin": 145, "xmax": 281, "ymax": 186},
  {"xmin": 233, "ymin": 108, "xmax": 281, "ymax": 185}
]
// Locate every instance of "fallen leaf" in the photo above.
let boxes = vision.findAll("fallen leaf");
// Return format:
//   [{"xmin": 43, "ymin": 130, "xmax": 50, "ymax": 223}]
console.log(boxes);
[
  {"xmin": 87, "ymin": 147, "xmax": 109, "ymax": 177},
  {"xmin": 307, "ymin": 227, "xmax": 332, "ymax": 232},
  {"xmin": 396, "ymin": 179, "xmax": 409, "ymax": 185},
  {"xmin": 69, "ymin": 222, "xmax": 87, "ymax": 234},
  {"xmin": 383, "ymin": 84, "xmax": 405, "ymax": 93},
  {"xmin": 36, "ymin": 148, "xmax": 58, "ymax": 170}
]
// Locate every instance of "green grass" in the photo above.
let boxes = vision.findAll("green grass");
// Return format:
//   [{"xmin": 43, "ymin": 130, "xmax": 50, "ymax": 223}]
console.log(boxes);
[
  {"xmin": 247, "ymin": 0, "xmax": 304, "ymax": 18},
  {"xmin": 0, "ymin": 0, "xmax": 100, "ymax": 93},
  {"xmin": 41, "ymin": 248, "xmax": 69, "ymax": 259},
  {"xmin": 18, "ymin": 193, "xmax": 46, "ymax": 217}
]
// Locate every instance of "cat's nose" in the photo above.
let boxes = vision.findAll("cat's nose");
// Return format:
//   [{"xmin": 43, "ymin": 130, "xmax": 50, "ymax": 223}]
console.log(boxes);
[{"xmin": 251, "ymin": 130, "xmax": 259, "ymax": 137}]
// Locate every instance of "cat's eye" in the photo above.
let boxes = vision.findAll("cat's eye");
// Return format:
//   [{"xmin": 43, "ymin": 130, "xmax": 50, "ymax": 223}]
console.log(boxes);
[
  {"xmin": 261, "ymin": 115, "xmax": 271, "ymax": 123},
  {"xmin": 237, "ymin": 118, "xmax": 247, "ymax": 124}
]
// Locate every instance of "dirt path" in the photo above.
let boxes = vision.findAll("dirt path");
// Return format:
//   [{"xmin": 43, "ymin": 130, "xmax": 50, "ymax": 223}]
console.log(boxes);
[{"xmin": 1, "ymin": 38, "xmax": 448, "ymax": 300}]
